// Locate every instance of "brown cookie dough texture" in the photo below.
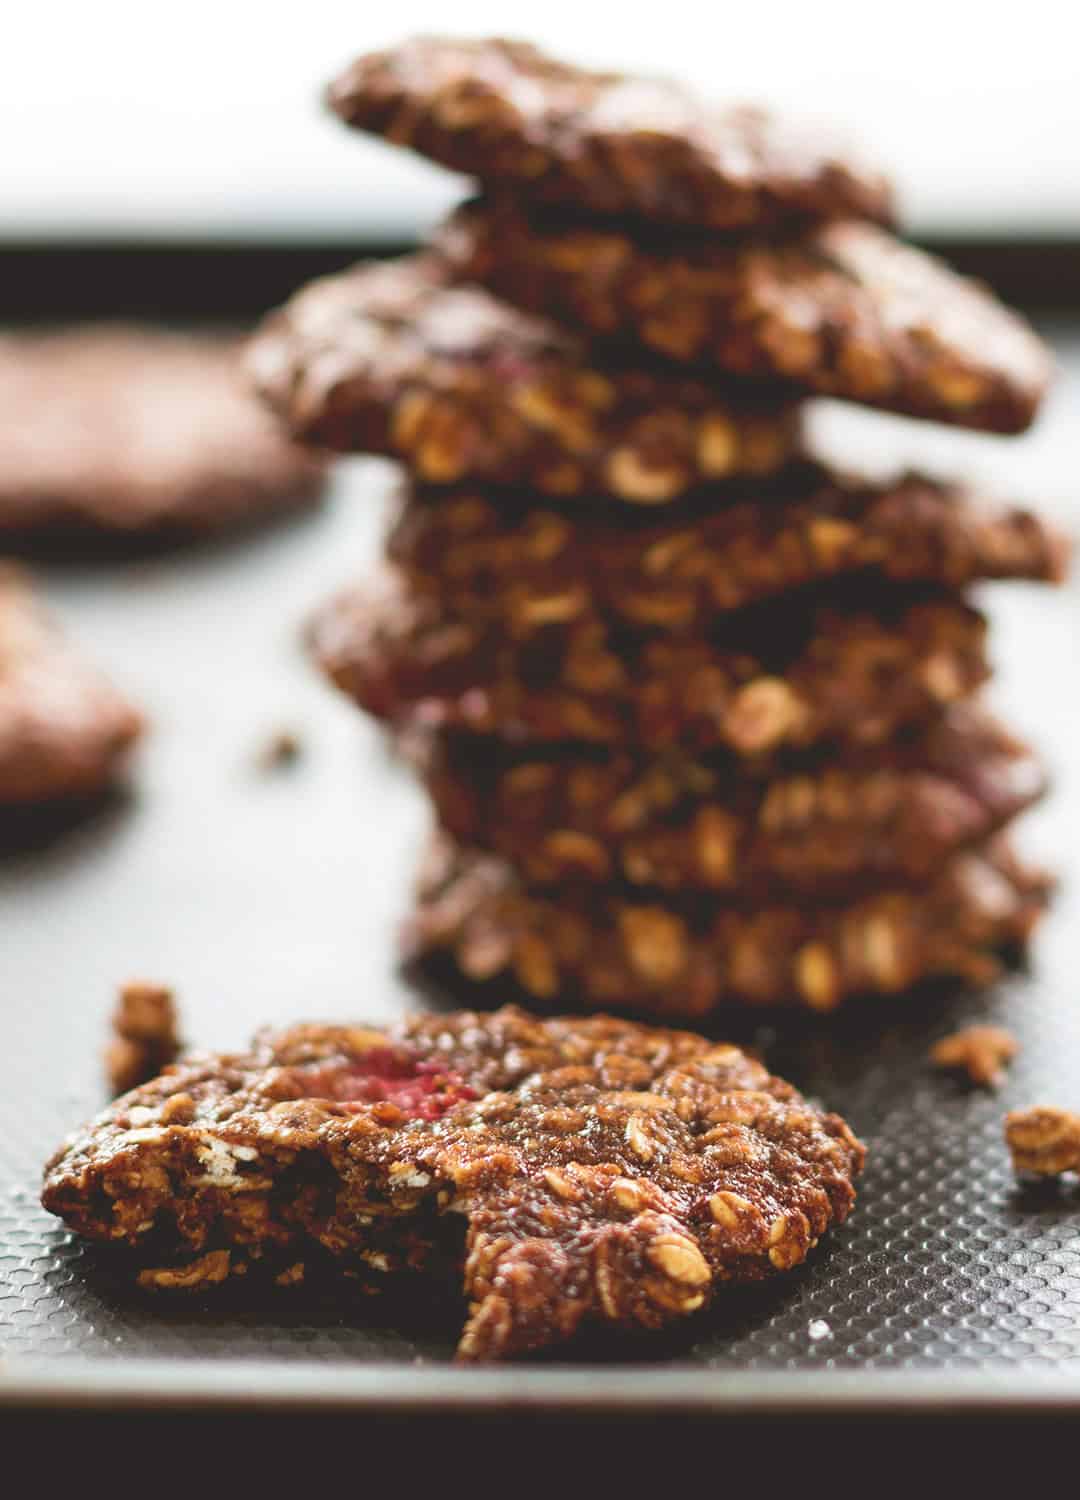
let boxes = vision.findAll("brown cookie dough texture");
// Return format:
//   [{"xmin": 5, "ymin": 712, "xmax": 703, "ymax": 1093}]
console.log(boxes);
[
  {"xmin": 327, "ymin": 36, "xmax": 895, "ymax": 231},
  {"xmin": 387, "ymin": 465, "xmax": 1069, "ymax": 633},
  {"xmin": 247, "ymin": 255, "xmax": 800, "ymax": 500},
  {"xmin": 406, "ymin": 836, "xmax": 1051, "ymax": 1017},
  {"xmin": 0, "ymin": 567, "xmax": 142, "ymax": 806},
  {"xmin": 411, "ymin": 706, "xmax": 1046, "ymax": 895},
  {"xmin": 311, "ymin": 569, "xmax": 990, "ymax": 757},
  {"xmin": 442, "ymin": 202, "xmax": 1052, "ymax": 433},
  {"xmin": 0, "ymin": 327, "xmax": 328, "ymax": 541},
  {"xmin": 42, "ymin": 1005, "xmax": 864, "ymax": 1360}
]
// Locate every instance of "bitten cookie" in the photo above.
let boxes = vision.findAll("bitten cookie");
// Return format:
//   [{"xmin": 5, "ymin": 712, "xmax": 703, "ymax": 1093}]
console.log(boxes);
[
  {"xmin": 387, "ymin": 463, "xmax": 1068, "ymax": 633},
  {"xmin": 411, "ymin": 706, "xmax": 1046, "ymax": 895},
  {"xmin": 0, "ymin": 328, "xmax": 328, "ymax": 542},
  {"xmin": 442, "ymin": 202, "xmax": 1052, "ymax": 433},
  {"xmin": 42, "ymin": 1005, "xmax": 864, "ymax": 1360},
  {"xmin": 0, "ymin": 566, "xmax": 142, "ymax": 806},
  {"xmin": 328, "ymin": 36, "xmax": 894, "ymax": 230},
  {"xmin": 406, "ymin": 835, "xmax": 1050, "ymax": 1015},
  {"xmin": 248, "ymin": 255, "xmax": 800, "ymax": 500},
  {"xmin": 311, "ymin": 568, "xmax": 990, "ymax": 756}
]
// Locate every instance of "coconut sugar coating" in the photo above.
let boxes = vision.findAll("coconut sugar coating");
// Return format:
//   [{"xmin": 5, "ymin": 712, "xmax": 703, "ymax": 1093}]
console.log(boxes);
[{"xmin": 42, "ymin": 1005, "xmax": 865, "ymax": 1360}]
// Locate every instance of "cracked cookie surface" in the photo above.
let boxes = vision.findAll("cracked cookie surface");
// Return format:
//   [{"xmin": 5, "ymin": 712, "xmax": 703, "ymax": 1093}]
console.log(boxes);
[
  {"xmin": 327, "ymin": 36, "xmax": 894, "ymax": 230},
  {"xmin": 42, "ymin": 1005, "xmax": 864, "ymax": 1360}
]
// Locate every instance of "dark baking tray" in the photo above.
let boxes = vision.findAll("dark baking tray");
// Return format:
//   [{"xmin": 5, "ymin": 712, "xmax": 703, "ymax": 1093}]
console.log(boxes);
[{"xmin": 3, "ymin": 318, "xmax": 1080, "ymax": 1422}]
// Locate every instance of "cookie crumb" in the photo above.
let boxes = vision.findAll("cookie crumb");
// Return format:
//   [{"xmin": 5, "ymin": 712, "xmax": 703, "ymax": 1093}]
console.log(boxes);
[
  {"xmin": 930, "ymin": 1025, "xmax": 1018, "ymax": 1088},
  {"xmin": 808, "ymin": 1319, "xmax": 832, "ymax": 1341},
  {"xmin": 255, "ymin": 728, "xmax": 302, "ymax": 769},
  {"xmin": 137, "ymin": 1249, "xmax": 231, "ymax": 1290},
  {"xmin": 1005, "ymin": 1106, "xmax": 1080, "ymax": 1177},
  {"xmin": 106, "ymin": 980, "xmax": 181, "ymax": 1096}
]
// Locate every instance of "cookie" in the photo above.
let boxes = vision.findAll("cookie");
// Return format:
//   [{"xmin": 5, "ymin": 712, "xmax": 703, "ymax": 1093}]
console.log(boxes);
[
  {"xmin": 0, "ymin": 328, "xmax": 328, "ymax": 543},
  {"xmin": 387, "ymin": 464, "xmax": 1068, "ymax": 634},
  {"xmin": 42, "ymin": 1004, "xmax": 864, "ymax": 1360},
  {"xmin": 327, "ymin": 36, "xmax": 894, "ymax": 231},
  {"xmin": 442, "ymin": 202, "xmax": 1052, "ymax": 433},
  {"xmin": 248, "ymin": 254, "xmax": 800, "ymax": 500},
  {"xmin": 311, "ymin": 569, "xmax": 990, "ymax": 756},
  {"xmin": 411, "ymin": 706, "xmax": 1045, "ymax": 895},
  {"xmin": 0, "ymin": 566, "xmax": 142, "ymax": 806},
  {"xmin": 406, "ymin": 835, "xmax": 1050, "ymax": 1016}
]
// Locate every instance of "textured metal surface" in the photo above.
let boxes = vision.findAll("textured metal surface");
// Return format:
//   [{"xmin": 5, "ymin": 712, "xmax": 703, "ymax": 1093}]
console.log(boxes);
[{"xmin": 2, "ymin": 323, "xmax": 1079, "ymax": 1399}]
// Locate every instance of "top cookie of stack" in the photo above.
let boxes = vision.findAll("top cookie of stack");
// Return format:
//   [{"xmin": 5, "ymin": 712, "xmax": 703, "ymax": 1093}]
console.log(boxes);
[{"xmin": 250, "ymin": 36, "xmax": 1066, "ymax": 1016}]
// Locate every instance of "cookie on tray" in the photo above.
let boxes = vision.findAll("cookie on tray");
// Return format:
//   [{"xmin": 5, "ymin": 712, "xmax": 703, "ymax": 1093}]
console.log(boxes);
[
  {"xmin": 247, "ymin": 254, "xmax": 800, "ymax": 501},
  {"xmin": 411, "ymin": 705, "xmax": 1046, "ymax": 894},
  {"xmin": 442, "ymin": 203, "xmax": 1052, "ymax": 433},
  {"xmin": 406, "ymin": 835, "xmax": 1051, "ymax": 1016},
  {"xmin": 311, "ymin": 569, "xmax": 990, "ymax": 756},
  {"xmin": 327, "ymin": 36, "xmax": 894, "ymax": 231},
  {"xmin": 0, "ymin": 566, "xmax": 142, "ymax": 807},
  {"xmin": 42, "ymin": 1004, "xmax": 864, "ymax": 1360},
  {"xmin": 0, "ymin": 327, "xmax": 328, "ymax": 544},
  {"xmin": 387, "ymin": 464, "xmax": 1068, "ymax": 633}
]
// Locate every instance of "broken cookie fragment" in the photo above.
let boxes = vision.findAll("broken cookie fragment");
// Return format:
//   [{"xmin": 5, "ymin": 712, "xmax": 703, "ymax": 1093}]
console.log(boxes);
[
  {"xmin": 930, "ymin": 1025, "xmax": 1019, "ymax": 1088},
  {"xmin": 1005, "ymin": 1107, "xmax": 1080, "ymax": 1177},
  {"xmin": 43, "ymin": 1005, "xmax": 864, "ymax": 1360},
  {"xmin": 105, "ymin": 980, "xmax": 182, "ymax": 1096}
]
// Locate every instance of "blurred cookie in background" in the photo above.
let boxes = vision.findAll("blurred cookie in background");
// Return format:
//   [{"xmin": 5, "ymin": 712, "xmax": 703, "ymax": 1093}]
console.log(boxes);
[
  {"xmin": 0, "ymin": 564, "xmax": 142, "ymax": 812},
  {"xmin": 0, "ymin": 327, "xmax": 329, "ymax": 549}
]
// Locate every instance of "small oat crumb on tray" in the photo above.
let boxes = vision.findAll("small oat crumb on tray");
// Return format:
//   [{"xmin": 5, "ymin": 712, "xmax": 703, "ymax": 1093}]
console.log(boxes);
[
  {"xmin": 929, "ymin": 1025, "xmax": 1019, "ymax": 1088},
  {"xmin": 1005, "ymin": 1106, "xmax": 1080, "ymax": 1177},
  {"xmin": 105, "ymin": 980, "xmax": 181, "ymax": 1096}
]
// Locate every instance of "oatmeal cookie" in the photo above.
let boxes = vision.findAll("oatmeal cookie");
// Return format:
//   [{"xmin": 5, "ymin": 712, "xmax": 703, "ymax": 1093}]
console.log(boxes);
[
  {"xmin": 327, "ymin": 36, "xmax": 894, "ymax": 230},
  {"xmin": 412, "ymin": 706, "xmax": 1045, "ymax": 894},
  {"xmin": 0, "ymin": 328, "xmax": 328, "ymax": 543},
  {"xmin": 406, "ymin": 836, "xmax": 1051, "ymax": 1016},
  {"xmin": 0, "ymin": 566, "xmax": 142, "ymax": 806},
  {"xmin": 42, "ymin": 1005, "xmax": 864, "ymax": 1360},
  {"xmin": 387, "ymin": 464, "xmax": 1067, "ymax": 633},
  {"xmin": 442, "ymin": 202, "xmax": 1051, "ymax": 433},
  {"xmin": 248, "ymin": 254, "xmax": 799, "ymax": 500},
  {"xmin": 311, "ymin": 569, "xmax": 990, "ymax": 756}
]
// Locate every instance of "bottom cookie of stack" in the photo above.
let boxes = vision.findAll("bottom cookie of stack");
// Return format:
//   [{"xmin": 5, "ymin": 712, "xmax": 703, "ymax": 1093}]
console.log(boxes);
[{"xmin": 405, "ymin": 834, "xmax": 1051, "ymax": 1017}]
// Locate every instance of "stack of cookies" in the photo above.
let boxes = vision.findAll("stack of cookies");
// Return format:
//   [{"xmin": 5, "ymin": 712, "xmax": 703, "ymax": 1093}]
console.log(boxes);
[{"xmin": 250, "ymin": 36, "xmax": 1067, "ymax": 1018}]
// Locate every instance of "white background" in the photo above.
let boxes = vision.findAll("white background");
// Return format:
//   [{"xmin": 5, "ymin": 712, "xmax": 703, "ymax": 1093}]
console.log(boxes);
[{"xmin": 4, "ymin": 1, "xmax": 1078, "ymax": 243}]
